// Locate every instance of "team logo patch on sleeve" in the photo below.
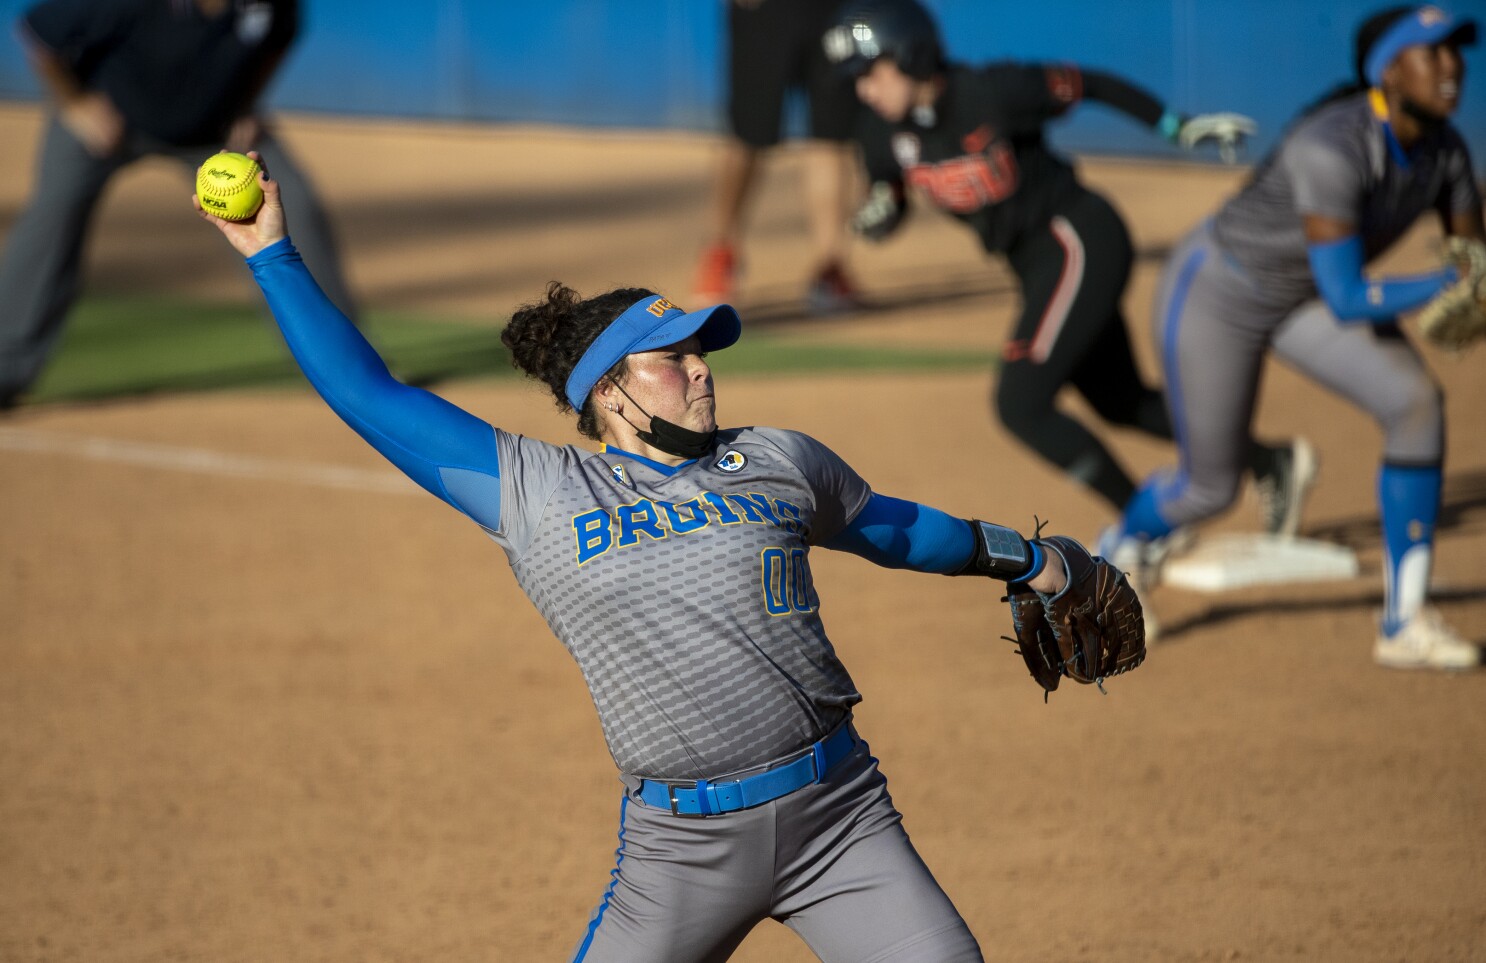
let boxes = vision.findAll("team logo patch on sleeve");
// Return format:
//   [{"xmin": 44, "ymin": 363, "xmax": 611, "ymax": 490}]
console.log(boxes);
[
  {"xmin": 714, "ymin": 451, "xmax": 747, "ymax": 473},
  {"xmin": 961, "ymin": 124, "xmax": 995, "ymax": 154},
  {"xmin": 610, "ymin": 463, "xmax": 629, "ymax": 486}
]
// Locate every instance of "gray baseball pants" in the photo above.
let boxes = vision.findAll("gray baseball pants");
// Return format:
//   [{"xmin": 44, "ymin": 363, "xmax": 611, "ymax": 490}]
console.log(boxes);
[
  {"xmin": 1150, "ymin": 221, "xmax": 1442, "ymax": 527},
  {"xmin": 569, "ymin": 734, "xmax": 984, "ymax": 962},
  {"xmin": 0, "ymin": 115, "xmax": 356, "ymax": 401}
]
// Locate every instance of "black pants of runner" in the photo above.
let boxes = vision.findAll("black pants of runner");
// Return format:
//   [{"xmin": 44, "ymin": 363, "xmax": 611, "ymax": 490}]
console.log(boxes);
[{"xmin": 995, "ymin": 188, "xmax": 1170, "ymax": 510}]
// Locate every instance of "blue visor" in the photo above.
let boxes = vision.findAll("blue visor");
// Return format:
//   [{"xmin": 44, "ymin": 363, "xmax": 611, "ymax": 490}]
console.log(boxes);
[
  {"xmin": 1365, "ymin": 6, "xmax": 1477, "ymax": 86},
  {"xmin": 563, "ymin": 295, "xmax": 742, "ymax": 410}
]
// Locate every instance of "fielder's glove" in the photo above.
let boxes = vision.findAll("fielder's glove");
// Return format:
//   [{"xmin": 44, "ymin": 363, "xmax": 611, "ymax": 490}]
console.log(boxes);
[
  {"xmin": 1005, "ymin": 536, "xmax": 1146, "ymax": 699},
  {"xmin": 1173, "ymin": 112, "xmax": 1258, "ymax": 165},
  {"xmin": 1416, "ymin": 236, "xmax": 1486, "ymax": 354},
  {"xmin": 851, "ymin": 180, "xmax": 907, "ymax": 241}
]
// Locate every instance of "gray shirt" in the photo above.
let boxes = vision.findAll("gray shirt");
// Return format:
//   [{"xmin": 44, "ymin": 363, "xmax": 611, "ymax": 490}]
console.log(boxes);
[
  {"xmin": 487, "ymin": 426, "xmax": 872, "ymax": 780},
  {"xmin": 1212, "ymin": 92, "xmax": 1480, "ymax": 307}
]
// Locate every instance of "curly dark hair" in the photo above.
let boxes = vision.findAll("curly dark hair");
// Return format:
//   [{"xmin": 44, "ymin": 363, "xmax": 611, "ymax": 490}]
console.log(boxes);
[{"xmin": 501, "ymin": 281, "xmax": 656, "ymax": 440}]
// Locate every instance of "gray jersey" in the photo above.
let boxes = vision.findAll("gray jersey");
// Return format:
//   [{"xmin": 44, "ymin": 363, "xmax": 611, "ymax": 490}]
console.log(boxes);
[
  {"xmin": 1212, "ymin": 92, "xmax": 1481, "ymax": 310},
  {"xmin": 490, "ymin": 426, "xmax": 871, "ymax": 780},
  {"xmin": 246, "ymin": 250, "xmax": 985, "ymax": 958}
]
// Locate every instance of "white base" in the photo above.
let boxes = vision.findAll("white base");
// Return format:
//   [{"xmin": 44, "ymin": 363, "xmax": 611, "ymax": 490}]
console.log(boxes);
[{"xmin": 1161, "ymin": 534, "xmax": 1360, "ymax": 592}]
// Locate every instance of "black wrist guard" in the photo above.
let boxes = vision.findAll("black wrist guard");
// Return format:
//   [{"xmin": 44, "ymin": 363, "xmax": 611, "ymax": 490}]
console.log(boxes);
[{"xmin": 952, "ymin": 519, "xmax": 1040, "ymax": 581}]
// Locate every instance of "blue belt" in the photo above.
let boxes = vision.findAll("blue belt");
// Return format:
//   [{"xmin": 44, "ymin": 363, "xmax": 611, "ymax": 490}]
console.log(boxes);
[{"xmin": 638, "ymin": 723, "xmax": 857, "ymax": 817}]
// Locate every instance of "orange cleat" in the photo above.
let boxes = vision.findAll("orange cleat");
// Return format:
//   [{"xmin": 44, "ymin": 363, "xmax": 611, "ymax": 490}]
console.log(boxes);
[
  {"xmin": 693, "ymin": 244, "xmax": 738, "ymax": 305},
  {"xmin": 807, "ymin": 261, "xmax": 865, "ymax": 314}
]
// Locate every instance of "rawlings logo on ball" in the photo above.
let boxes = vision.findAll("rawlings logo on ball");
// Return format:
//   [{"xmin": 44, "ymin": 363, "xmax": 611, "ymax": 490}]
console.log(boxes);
[{"xmin": 196, "ymin": 151, "xmax": 263, "ymax": 222}]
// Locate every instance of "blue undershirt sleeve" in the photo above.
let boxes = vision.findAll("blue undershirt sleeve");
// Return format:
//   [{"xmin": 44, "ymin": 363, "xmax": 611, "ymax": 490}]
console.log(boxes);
[
  {"xmin": 1307, "ymin": 235, "xmax": 1453, "ymax": 323},
  {"xmin": 246, "ymin": 238, "xmax": 503, "ymax": 521},
  {"xmin": 820, "ymin": 492, "xmax": 976, "ymax": 574}
]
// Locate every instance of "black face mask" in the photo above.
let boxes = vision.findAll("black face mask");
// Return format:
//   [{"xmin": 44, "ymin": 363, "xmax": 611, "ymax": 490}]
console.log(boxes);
[
  {"xmin": 613, "ymin": 384, "xmax": 718, "ymax": 460},
  {"xmin": 637, "ymin": 419, "xmax": 718, "ymax": 460}
]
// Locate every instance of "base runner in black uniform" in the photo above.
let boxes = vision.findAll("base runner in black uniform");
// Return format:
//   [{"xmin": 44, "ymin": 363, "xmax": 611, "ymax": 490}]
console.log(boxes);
[{"xmin": 822, "ymin": 0, "xmax": 1316, "ymax": 538}]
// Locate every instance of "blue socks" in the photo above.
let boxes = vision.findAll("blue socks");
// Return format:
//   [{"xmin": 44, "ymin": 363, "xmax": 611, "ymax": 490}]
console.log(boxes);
[
  {"xmin": 1118, "ymin": 474, "xmax": 1178, "ymax": 543},
  {"xmin": 1378, "ymin": 462, "xmax": 1441, "ymax": 636}
]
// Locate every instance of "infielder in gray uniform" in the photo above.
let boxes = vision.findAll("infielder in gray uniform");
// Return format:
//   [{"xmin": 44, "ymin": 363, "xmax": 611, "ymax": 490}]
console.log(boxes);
[
  {"xmin": 1101, "ymin": 5, "xmax": 1484, "ymax": 670},
  {"xmin": 196, "ymin": 161, "xmax": 1103, "ymax": 960}
]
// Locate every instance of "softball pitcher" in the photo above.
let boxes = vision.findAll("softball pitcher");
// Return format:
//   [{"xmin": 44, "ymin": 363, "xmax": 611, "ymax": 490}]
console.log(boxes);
[
  {"xmin": 193, "ymin": 159, "xmax": 1123, "ymax": 961},
  {"xmin": 1101, "ymin": 5, "xmax": 1483, "ymax": 670},
  {"xmin": 822, "ymin": 0, "xmax": 1314, "ymax": 535}
]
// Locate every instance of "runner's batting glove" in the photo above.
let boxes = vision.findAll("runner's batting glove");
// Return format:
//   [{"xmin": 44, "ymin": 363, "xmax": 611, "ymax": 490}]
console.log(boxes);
[
  {"xmin": 1166, "ymin": 111, "xmax": 1258, "ymax": 165},
  {"xmin": 851, "ymin": 181, "xmax": 907, "ymax": 241}
]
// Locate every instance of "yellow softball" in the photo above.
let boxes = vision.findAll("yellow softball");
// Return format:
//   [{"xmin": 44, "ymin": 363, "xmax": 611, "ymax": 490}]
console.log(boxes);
[{"xmin": 196, "ymin": 151, "xmax": 263, "ymax": 221}]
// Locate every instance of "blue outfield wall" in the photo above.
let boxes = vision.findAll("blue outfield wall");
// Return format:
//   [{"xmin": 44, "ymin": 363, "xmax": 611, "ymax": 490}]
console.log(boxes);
[{"xmin": 0, "ymin": 1, "xmax": 1482, "ymax": 174}]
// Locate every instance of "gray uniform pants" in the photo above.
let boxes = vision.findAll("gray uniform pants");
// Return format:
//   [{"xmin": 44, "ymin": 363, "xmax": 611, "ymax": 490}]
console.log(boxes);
[
  {"xmin": 1151, "ymin": 221, "xmax": 1443, "ymax": 527},
  {"xmin": 570, "ymin": 735, "xmax": 983, "ymax": 962},
  {"xmin": 0, "ymin": 116, "xmax": 356, "ymax": 400}
]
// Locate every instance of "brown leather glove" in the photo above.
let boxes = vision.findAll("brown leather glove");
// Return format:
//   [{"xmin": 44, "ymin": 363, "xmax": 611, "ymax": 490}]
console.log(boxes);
[
  {"xmin": 1416, "ymin": 237, "xmax": 1486, "ymax": 354},
  {"xmin": 1005, "ymin": 535, "xmax": 1146, "ymax": 699}
]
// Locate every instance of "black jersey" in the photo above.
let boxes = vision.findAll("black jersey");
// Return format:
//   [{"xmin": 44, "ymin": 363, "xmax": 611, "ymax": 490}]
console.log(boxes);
[
  {"xmin": 858, "ymin": 63, "xmax": 1162, "ymax": 254},
  {"xmin": 22, "ymin": 0, "xmax": 297, "ymax": 146}
]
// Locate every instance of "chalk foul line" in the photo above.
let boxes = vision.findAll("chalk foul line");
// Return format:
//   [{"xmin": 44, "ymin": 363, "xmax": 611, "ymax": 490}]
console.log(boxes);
[{"xmin": 0, "ymin": 427, "xmax": 419, "ymax": 496}]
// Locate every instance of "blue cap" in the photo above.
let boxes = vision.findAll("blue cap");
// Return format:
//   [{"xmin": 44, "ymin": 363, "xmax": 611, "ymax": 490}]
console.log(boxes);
[
  {"xmin": 1365, "ymin": 6, "xmax": 1477, "ymax": 87},
  {"xmin": 563, "ymin": 295, "xmax": 742, "ymax": 411}
]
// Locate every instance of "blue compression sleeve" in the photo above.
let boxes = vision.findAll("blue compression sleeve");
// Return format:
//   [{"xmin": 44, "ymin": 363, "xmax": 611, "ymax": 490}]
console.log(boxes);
[
  {"xmin": 821, "ymin": 492, "xmax": 975, "ymax": 574},
  {"xmin": 1307, "ymin": 235, "xmax": 1453, "ymax": 323},
  {"xmin": 247, "ymin": 239, "xmax": 503, "ymax": 522}
]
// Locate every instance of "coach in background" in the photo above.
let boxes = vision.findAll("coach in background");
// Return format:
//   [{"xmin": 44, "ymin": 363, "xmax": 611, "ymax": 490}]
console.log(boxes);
[
  {"xmin": 693, "ymin": 0, "xmax": 865, "ymax": 314},
  {"xmin": 822, "ymin": 0, "xmax": 1316, "ymax": 551},
  {"xmin": 0, "ymin": 0, "xmax": 355, "ymax": 410}
]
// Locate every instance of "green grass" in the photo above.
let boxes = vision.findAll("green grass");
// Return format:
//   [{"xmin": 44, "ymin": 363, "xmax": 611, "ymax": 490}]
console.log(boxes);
[{"xmin": 26, "ymin": 295, "xmax": 996, "ymax": 404}]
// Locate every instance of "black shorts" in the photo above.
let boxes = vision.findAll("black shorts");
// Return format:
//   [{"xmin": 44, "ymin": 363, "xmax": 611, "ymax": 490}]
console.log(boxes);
[{"xmin": 728, "ymin": 0, "xmax": 858, "ymax": 147}]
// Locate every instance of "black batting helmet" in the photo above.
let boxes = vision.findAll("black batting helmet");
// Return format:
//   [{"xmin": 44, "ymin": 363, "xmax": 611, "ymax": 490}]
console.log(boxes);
[{"xmin": 822, "ymin": 0, "xmax": 944, "ymax": 80}]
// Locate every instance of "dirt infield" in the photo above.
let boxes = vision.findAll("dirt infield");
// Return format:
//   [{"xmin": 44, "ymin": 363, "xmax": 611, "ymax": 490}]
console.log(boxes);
[{"xmin": 2, "ymin": 104, "xmax": 1485, "ymax": 962}]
